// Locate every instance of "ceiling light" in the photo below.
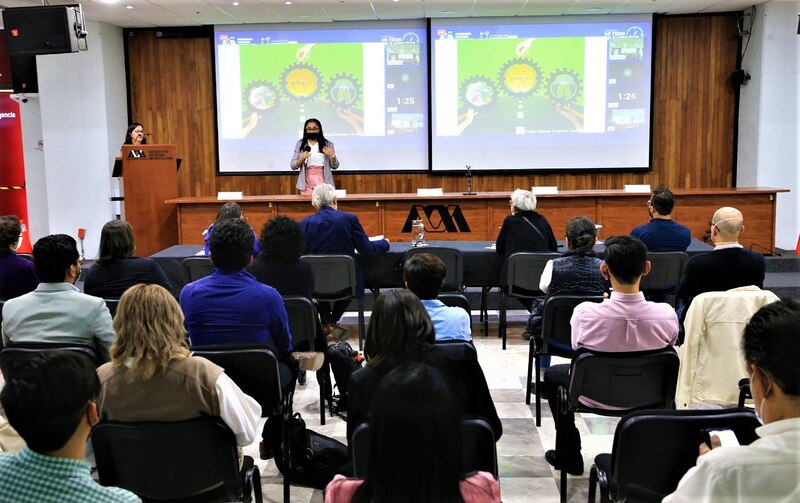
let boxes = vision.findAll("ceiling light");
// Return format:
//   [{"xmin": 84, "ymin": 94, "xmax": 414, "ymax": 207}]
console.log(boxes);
[
  {"xmin": 285, "ymin": 1, "xmax": 292, "ymax": 4},
  {"xmin": 232, "ymin": 1, "xmax": 239, "ymax": 4},
  {"xmin": 126, "ymin": 5, "xmax": 133, "ymax": 9}
]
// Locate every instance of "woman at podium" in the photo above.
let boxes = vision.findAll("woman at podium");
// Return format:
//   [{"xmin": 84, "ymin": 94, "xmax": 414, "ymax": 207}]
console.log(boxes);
[
  {"xmin": 290, "ymin": 118, "xmax": 339, "ymax": 195},
  {"xmin": 123, "ymin": 123, "xmax": 147, "ymax": 146}
]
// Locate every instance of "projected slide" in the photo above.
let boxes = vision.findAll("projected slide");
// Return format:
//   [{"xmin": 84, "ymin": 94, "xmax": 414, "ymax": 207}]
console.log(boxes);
[
  {"xmin": 431, "ymin": 16, "xmax": 652, "ymax": 172},
  {"xmin": 215, "ymin": 21, "xmax": 428, "ymax": 173}
]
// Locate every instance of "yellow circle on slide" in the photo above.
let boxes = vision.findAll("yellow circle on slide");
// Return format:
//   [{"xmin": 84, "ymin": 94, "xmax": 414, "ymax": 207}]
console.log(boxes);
[
  {"xmin": 285, "ymin": 68, "xmax": 318, "ymax": 97},
  {"xmin": 504, "ymin": 64, "xmax": 537, "ymax": 93}
]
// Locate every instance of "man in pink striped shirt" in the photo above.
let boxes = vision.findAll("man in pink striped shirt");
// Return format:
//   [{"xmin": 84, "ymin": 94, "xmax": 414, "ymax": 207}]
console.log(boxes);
[{"xmin": 544, "ymin": 235, "xmax": 679, "ymax": 476}]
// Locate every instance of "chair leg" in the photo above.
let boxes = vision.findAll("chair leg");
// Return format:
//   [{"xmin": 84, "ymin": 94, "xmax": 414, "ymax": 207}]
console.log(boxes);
[
  {"xmin": 597, "ymin": 466, "xmax": 609, "ymax": 503},
  {"xmin": 499, "ymin": 292, "xmax": 506, "ymax": 341},
  {"xmin": 357, "ymin": 297, "xmax": 365, "ymax": 351},
  {"xmin": 282, "ymin": 394, "xmax": 293, "ymax": 503},
  {"xmin": 588, "ymin": 465, "xmax": 597, "ymax": 503},
  {"xmin": 252, "ymin": 465, "xmax": 263, "ymax": 503},
  {"xmin": 526, "ymin": 338, "xmax": 535, "ymax": 405},
  {"xmin": 480, "ymin": 287, "xmax": 489, "ymax": 337},
  {"xmin": 319, "ymin": 370, "xmax": 326, "ymax": 425},
  {"xmin": 535, "ymin": 353, "xmax": 542, "ymax": 427},
  {"xmin": 558, "ymin": 386, "xmax": 568, "ymax": 503}
]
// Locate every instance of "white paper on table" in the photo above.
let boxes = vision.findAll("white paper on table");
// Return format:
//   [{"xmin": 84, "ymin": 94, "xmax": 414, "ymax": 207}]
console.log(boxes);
[
  {"xmin": 217, "ymin": 191, "xmax": 243, "ymax": 200},
  {"xmin": 530, "ymin": 186, "xmax": 558, "ymax": 195},
  {"xmin": 623, "ymin": 184, "xmax": 651, "ymax": 194},
  {"xmin": 417, "ymin": 188, "xmax": 444, "ymax": 197}
]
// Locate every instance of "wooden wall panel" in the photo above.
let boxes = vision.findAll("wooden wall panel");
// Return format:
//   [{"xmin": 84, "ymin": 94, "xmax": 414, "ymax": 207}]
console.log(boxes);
[{"xmin": 126, "ymin": 14, "xmax": 740, "ymax": 198}]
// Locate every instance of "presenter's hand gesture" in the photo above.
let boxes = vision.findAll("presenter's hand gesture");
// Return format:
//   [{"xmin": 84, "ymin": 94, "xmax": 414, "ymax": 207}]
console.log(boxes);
[{"xmin": 322, "ymin": 145, "xmax": 335, "ymax": 158}]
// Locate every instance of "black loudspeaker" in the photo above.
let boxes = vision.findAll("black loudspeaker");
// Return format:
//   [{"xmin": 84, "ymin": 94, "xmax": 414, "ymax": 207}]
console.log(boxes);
[
  {"xmin": 2, "ymin": 5, "xmax": 84, "ymax": 56},
  {"xmin": 9, "ymin": 54, "xmax": 38, "ymax": 93}
]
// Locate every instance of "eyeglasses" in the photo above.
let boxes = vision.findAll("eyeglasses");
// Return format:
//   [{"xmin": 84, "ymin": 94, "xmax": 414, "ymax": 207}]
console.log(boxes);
[{"xmin": 305, "ymin": 127, "xmax": 320, "ymax": 132}]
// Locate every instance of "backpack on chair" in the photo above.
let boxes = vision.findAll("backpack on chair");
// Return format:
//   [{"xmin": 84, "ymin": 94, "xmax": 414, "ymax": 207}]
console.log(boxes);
[{"xmin": 325, "ymin": 341, "xmax": 363, "ymax": 419}]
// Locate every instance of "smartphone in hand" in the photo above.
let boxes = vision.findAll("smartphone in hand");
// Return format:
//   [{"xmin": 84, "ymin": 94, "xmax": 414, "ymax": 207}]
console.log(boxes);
[{"xmin": 704, "ymin": 428, "xmax": 741, "ymax": 448}]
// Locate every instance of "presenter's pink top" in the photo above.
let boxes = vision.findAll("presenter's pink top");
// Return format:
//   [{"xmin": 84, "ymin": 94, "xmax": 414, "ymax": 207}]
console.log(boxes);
[{"xmin": 324, "ymin": 472, "xmax": 501, "ymax": 503}]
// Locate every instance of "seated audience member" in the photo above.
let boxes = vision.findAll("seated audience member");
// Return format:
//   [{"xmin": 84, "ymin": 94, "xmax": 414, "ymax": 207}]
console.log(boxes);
[
  {"xmin": 203, "ymin": 202, "xmax": 260, "ymax": 257},
  {"xmin": 630, "ymin": 187, "xmax": 691, "ymax": 251},
  {"xmin": 527, "ymin": 216, "xmax": 609, "ymax": 369},
  {"xmin": 495, "ymin": 188, "xmax": 558, "ymax": 310},
  {"xmin": 0, "ymin": 352, "xmax": 139, "ymax": 502},
  {"xmin": 1, "ymin": 234, "xmax": 115, "ymax": 356},
  {"xmin": 676, "ymin": 206, "xmax": 765, "ymax": 319},
  {"xmin": 248, "ymin": 215, "xmax": 325, "ymax": 385},
  {"xmin": 0, "ymin": 374, "xmax": 24, "ymax": 453},
  {"xmin": 248, "ymin": 215, "xmax": 314, "ymax": 298},
  {"xmin": 664, "ymin": 299, "xmax": 800, "ymax": 502},
  {"xmin": 299, "ymin": 184, "xmax": 390, "ymax": 339},
  {"xmin": 544, "ymin": 236, "xmax": 679, "ymax": 475},
  {"xmin": 326, "ymin": 363, "xmax": 500, "ymax": 503},
  {"xmin": 180, "ymin": 219, "xmax": 321, "ymax": 379},
  {"xmin": 404, "ymin": 253, "xmax": 471, "ymax": 342},
  {"xmin": 83, "ymin": 220, "xmax": 172, "ymax": 298},
  {"xmin": 348, "ymin": 289, "xmax": 501, "ymax": 444},
  {"xmin": 0, "ymin": 215, "xmax": 38, "ymax": 300},
  {"xmin": 97, "ymin": 284, "xmax": 261, "ymax": 447}
]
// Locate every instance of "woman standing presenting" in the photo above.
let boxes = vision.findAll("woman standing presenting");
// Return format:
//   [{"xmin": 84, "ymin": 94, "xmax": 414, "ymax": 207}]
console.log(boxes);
[
  {"xmin": 290, "ymin": 118, "xmax": 339, "ymax": 195},
  {"xmin": 123, "ymin": 123, "xmax": 147, "ymax": 146}
]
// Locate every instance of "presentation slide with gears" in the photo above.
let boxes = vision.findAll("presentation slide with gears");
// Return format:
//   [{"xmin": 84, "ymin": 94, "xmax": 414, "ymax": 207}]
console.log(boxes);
[
  {"xmin": 430, "ymin": 16, "xmax": 653, "ymax": 172},
  {"xmin": 215, "ymin": 21, "xmax": 428, "ymax": 173}
]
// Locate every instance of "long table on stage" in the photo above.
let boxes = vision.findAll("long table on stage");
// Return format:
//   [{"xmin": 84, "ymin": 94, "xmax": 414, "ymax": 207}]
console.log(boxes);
[
  {"xmin": 152, "ymin": 239, "xmax": 713, "ymax": 296},
  {"xmin": 165, "ymin": 188, "xmax": 787, "ymax": 252}
]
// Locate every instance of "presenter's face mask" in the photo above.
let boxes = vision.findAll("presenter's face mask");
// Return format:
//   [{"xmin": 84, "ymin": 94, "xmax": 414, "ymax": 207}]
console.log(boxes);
[{"xmin": 306, "ymin": 124, "xmax": 320, "ymax": 141}]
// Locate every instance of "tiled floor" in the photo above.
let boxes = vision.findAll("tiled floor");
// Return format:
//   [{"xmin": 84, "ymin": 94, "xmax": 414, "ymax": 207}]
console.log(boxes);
[{"xmin": 246, "ymin": 310, "xmax": 620, "ymax": 502}]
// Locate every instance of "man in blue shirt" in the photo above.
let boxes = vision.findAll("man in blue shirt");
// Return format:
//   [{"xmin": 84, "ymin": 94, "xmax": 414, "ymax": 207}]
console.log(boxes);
[
  {"xmin": 0, "ymin": 352, "xmax": 139, "ymax": 502},
  {"xmin": 631, "ymin": 187, "xmax": 691, "ymax": 252},
  {"xmin": 180, "ymin": 218, "xmax": 294, "ymax": 353},
  {"xmin": 404, "ymin": 253, "xmax": 471, "ymax": 342}
]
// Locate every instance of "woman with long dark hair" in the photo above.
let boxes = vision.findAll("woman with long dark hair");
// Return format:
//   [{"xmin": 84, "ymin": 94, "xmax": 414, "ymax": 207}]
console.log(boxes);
[
  {"xmin": 290, "ymin": 118, "xmax": 339, "ymax": 195},
  {"xmin": 123, "ymin": 123, "xmax": 147, "ymax": 145},
  {"xmin": 202, "ymin": 202, "xmax": 260, "ymax": 256},
  {"xmin": 326, "ymin": 362, "xmax": 500, "ymax": 502},
  {"xmin": 83, "ymin": 220, "xmax": 172, "ymax": 298}
]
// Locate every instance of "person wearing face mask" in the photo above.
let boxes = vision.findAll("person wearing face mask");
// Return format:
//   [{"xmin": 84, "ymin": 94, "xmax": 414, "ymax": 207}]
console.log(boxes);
[
  {"xmin": 630, "ymin": 187, "xmax": 691, "ymax": 252},
  {"xmin": 0, "ymin": 215, "xmax": 38, "ymax": 300},
  {"xmin": 1, "ymin": 234, "xmax": 115, "ymax": 359},
  {"xmin": 290, "ymin": 118, "xmax": 340, "ymax": 195},
  {"xmin": 664, "ymin": 299, "xmax": 800, "ymax": 503}
]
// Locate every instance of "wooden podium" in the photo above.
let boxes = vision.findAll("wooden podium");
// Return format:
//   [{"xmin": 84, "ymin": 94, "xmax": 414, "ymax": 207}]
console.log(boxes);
[{"xmin": 116, "ymin": 145, "xmax": 180, "ymax": 256}]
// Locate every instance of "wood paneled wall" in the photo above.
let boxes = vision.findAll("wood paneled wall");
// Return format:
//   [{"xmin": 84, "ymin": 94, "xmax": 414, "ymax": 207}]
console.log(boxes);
[{"xmin": 126, "ymin": 14, "xmax": 740, "ymax": 198}]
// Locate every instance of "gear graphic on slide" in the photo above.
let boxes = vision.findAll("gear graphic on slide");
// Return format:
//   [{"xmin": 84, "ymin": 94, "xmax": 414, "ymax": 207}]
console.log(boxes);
[
  {"xmin": 242, "ymin": 80, "xmax": 279, "ymax": 113},
  {"xmin": 325, "ymin": 73, "xmax": 361, "ymax": 108},
  {"xmin": 498, "ymin": 58, "xmax": 542, "ymax": 98},
  {"xmin": 460, "ymin": 76, "xmax": 498, "ymax": 108},
  {"xmin": 281, "ymin": 63, "xmax": 323, "ymax": 102},
  {"xmin": 545, "ymin": 68, "xmax": 582, "ymax": 105}
]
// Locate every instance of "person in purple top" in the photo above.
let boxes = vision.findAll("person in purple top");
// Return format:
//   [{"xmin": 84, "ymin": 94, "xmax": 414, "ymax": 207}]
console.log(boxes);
[
  {"xmin": 0, "ymin": 215, "xmax": 38, "ymax": 300},
  {"xmin": 543, "ymin": 235, "xmax": 679, "ymax": 476},
  {"xmin": 630, "ymin": 187, "xmax": 691, "ymax": 252},
  {"xmin": 202, "ymin": 202, "xmax": 261, "ymax": 257}
]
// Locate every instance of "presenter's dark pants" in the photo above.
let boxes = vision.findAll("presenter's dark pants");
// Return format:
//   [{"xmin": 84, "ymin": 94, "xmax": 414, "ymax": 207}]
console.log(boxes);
[{"xmin": 545, "ymin": 364, "xmax": 582, "ymax": 461}]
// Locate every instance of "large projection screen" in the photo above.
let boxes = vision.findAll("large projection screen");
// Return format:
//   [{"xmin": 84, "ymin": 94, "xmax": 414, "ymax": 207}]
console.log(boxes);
[
  {"xmin": 214, "ymin": 21, "xmax": 428, "ymax": 174},
  {"xmin": 430, "ymin": 15, "xmax": 653, "ymax": 172}
]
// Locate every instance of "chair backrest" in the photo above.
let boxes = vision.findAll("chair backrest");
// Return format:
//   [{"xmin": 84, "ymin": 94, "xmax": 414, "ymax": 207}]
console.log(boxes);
[
  {"xmin": 92, "ymin": 417, "xmax": 242, "ymax": 501},
  {"xmin": 300, "ymin": 254, "xmax": 357, "ymax": 300},
  {"xmin": 182, "ymin": 256, "xmax": 215, "ymax": 283},
  {"xmin": 283, "ymin": 296, "xmax": 318, "ymax": 348},
  {"xmin": 568, "ymin": 346, "xmax": 680, "ymax": 414},
  {"xmin": 677, "ymin": 287, "xmax": 780, "ymax": 408},
  {"xmin": 104, "ymin": 298, "xmax": 120, "ymax": 318},
  {"xmin": 403, "ymin": 247, "xmax": 464, "ymax": 292},
  {"xmin": 639, "ymin": 252, "xmax": 688, "ymax": 293},
  {"xmin": 541, "ymin": 295, "xmax": 604, "ymax": 357},
  {"xmin": 191, "ymin": 344, "xmax": 282, "ymax": 417},
  {"xmin": 437, "ymin": 292, "xmax": 471, "ymax": 316},
  {"xmin": 0, "ymin": 342, "xmax": 99, "ymax": 378},
  {"xmin": 504, "ymin": 252, "xmax": 561, "ymax": 296},
  {"xmin": 608, "ymin": 408, "xmax": 760, "ymax": 500},
  {"xmin": 351, "ymin": 418, "xmax": 498, "ymax": 479}
]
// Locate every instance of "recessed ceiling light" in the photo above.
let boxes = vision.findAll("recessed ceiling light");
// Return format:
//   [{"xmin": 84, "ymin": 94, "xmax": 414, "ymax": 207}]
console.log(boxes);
[
  {"xmin": 126, "ymin": 5, "xmax": 133, "ymax": 9},
  {"xmin": 586, "ymin": 7, "xmax": 602, "ymax": 12},
  {"xmin": 232, "ymin": 1, "xmax": 239, "ymax": 4},
  {"xmin": 285, "ymin": 0, "xmax": 292, "ymax": 4},
  {"xmin": 441, "ymin": 10, "xmax": 455, "ymax": 14}
]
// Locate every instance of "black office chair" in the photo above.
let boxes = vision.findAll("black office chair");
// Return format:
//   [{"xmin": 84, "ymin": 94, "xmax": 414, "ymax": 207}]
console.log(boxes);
[
  {"xmin": 438, "ymin": 292, "xmax": 471, "ymax": 316},
  {"xmin": 499, "ymin": 252, "xmax": 560, "ymax": 349},
  {"xmin": 0, "ymin": 342, "xmax": 100, "ymax": 379},
  {"xmin": 555, "ymin": 347, "xmax": 680, "ymax": 503},
  {"xmin": 403, "ymin": 247, "xmax": 465, "ymax": 292},
  {"xmin": 351, "ymin": 418, "xmax": 497, "ymax": 479},
  {"xmin": 588, "ymin": 408, "xmax": 760, "ymax": 502},
  {"xmin": 0, "ymin": 299, "xmax": 5, "ymax": 349},
  {"xmin": 283, "ymin": 296, "xmax": 328, "ymax": 424},
  {"xmin": 182, "ymin": 256, "xmax": 215, "ymax": 283},
  {"xmin": 190, "ymin": 344, "xmax": 292, "ymax": 502},
  {"xmin": 738, "ymin": 378, "xmax": 752, "ymax": 408},
  {"xmin": 93, "ymin": 417, "xmax": 262, "ymax": 503},
  {"xmin": 104, "ymin": 298, "xmax": 120, "ymax": 318},
  {"xmin": 528, "ymin": 295, "xmax": 604, "ymax": 426},
  {"xmin": 300, "ymin": 254, "xmax": 365, "ymax": 349},
  {"xmin": 639, "ymin": 252, "xmax": 688, "ymax": 306}
]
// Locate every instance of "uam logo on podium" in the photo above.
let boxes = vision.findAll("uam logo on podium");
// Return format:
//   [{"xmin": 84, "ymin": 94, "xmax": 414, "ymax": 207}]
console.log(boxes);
[{"xmin": 402, "ymin": 205, "xmax": 471, "ymax": 234}]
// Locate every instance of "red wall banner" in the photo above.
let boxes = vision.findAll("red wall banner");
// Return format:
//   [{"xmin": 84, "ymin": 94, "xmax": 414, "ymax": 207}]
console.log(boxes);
[{"xmin": 0, "ymin": 30, "xmax": 32, "ymax": 253}]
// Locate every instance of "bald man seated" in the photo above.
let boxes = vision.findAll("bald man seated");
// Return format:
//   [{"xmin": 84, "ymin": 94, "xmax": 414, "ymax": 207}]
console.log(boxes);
[{"xmin": 675, "ymin": 207, "xmax": 766, "ymax": 318}]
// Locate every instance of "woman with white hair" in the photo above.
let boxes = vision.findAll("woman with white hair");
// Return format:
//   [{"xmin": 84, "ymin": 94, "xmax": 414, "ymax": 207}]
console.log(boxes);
[{"xmin": 495, "ymin": 189, "xmax": 558, "ymax": 310}]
